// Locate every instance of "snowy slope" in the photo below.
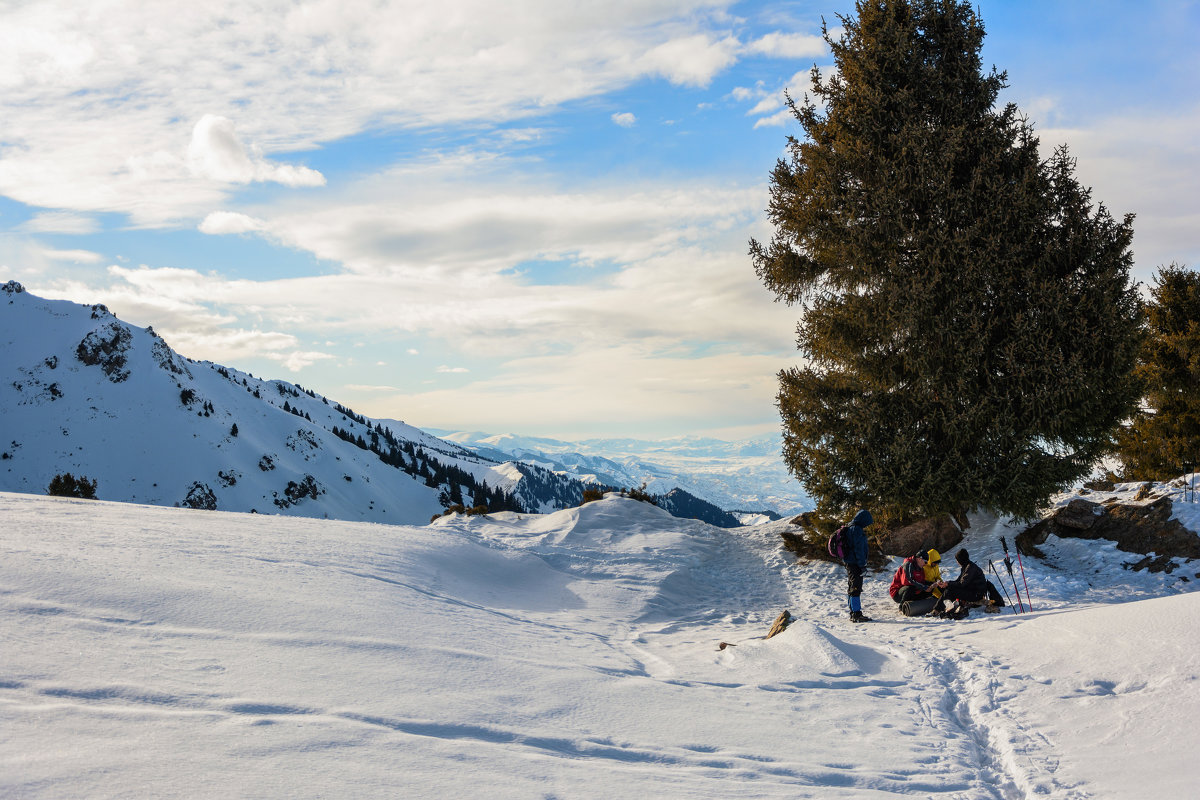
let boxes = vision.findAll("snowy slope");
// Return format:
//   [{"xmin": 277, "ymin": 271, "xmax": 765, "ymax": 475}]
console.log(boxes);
[
  {"xmin": 0, "ymin": 282, "xmax": 604, "ymax": 523},
  {"xmin": 3, "ymin": 487, "xmax": 1198, "ymax": 798}
]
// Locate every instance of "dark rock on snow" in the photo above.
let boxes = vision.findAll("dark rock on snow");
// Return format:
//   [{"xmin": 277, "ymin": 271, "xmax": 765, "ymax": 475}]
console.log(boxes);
[
  {"xmin": 876, "ymin": 513, "xmax": 963, "ymax": 558},
  {"xmin": 1020, "ymin": 496, "xmax": 1200, "ymax": 572}
]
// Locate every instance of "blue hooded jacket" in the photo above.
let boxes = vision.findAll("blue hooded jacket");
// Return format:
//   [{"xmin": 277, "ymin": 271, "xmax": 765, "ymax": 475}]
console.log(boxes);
[{"xmin": 845, "ymin": 509, "xmax": 873, "ymax": 568}]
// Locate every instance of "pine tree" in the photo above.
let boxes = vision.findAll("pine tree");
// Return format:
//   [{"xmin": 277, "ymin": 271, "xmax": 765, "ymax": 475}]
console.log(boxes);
[
  {"xmin": 48, "ymin": 473, "xmax": 98, "ymax": 499},
  {"xmin": 750, "ymin": 0, "xmax": 1142, "ymax": 520},
  {"xmin": 1117, "ymin": 264, "xmax": 1200, "ymax": 480}
]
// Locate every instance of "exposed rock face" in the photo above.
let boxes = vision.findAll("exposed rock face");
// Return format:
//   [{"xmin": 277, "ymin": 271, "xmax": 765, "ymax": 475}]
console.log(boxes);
[
  {"xmin": 76, "ymin": 323, "xmax": 133, "ymax": 382},
  {"xmin": 274, "ymin": 474, "xmax": 323, "ymax": 509},
  {"xmin": 876, "ymin": 514, "xmax": 963, "ymax": 558},
  {"xmin": 150, "ymin": 331, "xmax": 191, "ymax": 377},
  {"xmin": 181, "ymin": 482, "xmax": 217, "ymax": 510},
  {"xmin": 1020, "ymin": 497, "xmax": 1200, "ymax": 572}
]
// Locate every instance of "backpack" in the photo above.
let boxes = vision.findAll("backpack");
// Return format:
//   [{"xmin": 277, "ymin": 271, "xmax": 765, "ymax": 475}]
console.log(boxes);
[{"xmin": 827, "ymin": 524, "xmax": 850, "ymax": 561}]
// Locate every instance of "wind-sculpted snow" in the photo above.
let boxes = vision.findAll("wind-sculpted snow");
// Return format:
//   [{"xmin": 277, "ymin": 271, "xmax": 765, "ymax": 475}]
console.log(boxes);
[{"xmin": 2, "ymin": 490, "xmax": 1197, "ymax": 797}]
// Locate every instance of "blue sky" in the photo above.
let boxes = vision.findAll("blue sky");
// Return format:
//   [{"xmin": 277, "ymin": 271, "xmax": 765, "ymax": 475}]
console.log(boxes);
[{"xmin": 2, "ymin": 0, "xmax": 1197, "ymax": 439}]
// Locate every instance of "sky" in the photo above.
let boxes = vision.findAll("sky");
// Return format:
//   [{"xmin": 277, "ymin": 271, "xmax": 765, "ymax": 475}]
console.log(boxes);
[{"xmin": 1, "ymin": 0, "xmax": 1197, "ymax": 440}]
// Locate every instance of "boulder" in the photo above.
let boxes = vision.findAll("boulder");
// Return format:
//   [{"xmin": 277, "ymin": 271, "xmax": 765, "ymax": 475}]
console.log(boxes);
[
  {"xmin": 1020, "ymin": 496, "xmax": 1200, "ymax": 568},
  {"xmin": 1053, "ymin": 498, "xmax": 1103, "ymax": 530},
  {"xmin": 876, "ymin": 513, "xmax": 963, "ymax": 558}
]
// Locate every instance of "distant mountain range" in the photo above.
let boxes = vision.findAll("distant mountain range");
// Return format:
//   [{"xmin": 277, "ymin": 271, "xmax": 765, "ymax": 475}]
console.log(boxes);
[
  {"xmin": 433, "ymin": 430, "xmax": 812, "ymax": 517},
  {"xmin": 1, "ymin": 281, "xmax": 808, "ymax": 527}
]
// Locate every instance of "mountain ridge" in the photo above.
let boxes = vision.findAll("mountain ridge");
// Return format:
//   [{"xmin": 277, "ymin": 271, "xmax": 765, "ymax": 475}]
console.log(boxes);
[
  {"xmin": 433, "ymin": 428, "xmax": 812, "ymax": 515},
  {"xmin": 2, "ymin": 281, "xmax": 809, "ymax": 525},
  {"xmin": 0, "ymin": 281, "xmax": 607, "ymax": 524}
]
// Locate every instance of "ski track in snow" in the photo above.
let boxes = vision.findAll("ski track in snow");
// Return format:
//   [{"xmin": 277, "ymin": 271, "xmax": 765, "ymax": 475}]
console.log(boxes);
[{"xmin": 3, "ymin": 490, "xmax": 1199, "ymax": 797}]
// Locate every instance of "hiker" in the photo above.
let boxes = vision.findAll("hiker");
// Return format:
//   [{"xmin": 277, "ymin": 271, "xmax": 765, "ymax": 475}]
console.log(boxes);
[
  {"xmin": 936, "ymin": 548, "xmax": 986, "ymax": 617},
  {"xmin": 889, "ymin": 550, "xmax": 945, "ymax": 605},
  {"xmin": 938, "ymin": 549, "xmax": 1004, "ymax": 617},
  {"xmin": 844, "ymin": 509, "xmax": 874, "ymax": 623},
  {"xmin": 923, "ymin": 549, "xmax": 944, "ymax": 600}
]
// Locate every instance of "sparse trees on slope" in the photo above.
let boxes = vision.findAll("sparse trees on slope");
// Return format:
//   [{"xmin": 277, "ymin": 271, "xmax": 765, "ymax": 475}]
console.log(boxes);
[
  {"xmin": 750, "ymin": 0, "xmax": 1142, "ymax": 520},
  {"xmin": 1117, "ymin": 264, "xmax": 1200, "ymax": 480},
  {"xmin": 48, "ymin": 473, "xmax": 98, "ymax": 499}
]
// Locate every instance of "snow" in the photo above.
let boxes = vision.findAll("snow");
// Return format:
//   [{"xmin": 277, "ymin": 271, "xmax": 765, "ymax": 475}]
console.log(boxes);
[
  {"xmin": 0, "ymin": 285, "xmax": 595, "ymax": 524},
  {"xmin": 3, "ymin": 487, "xmax": 1198, "ymax": 798}
]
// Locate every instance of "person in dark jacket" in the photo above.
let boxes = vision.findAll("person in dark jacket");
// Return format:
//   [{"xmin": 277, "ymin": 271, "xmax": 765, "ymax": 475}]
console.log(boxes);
[
  {"xmin": 844, "ymin": 509, "xmax": 874, "ymax": 623},
  {"xmin": 939, "ymin": 548, "xmax": 1004, "ymax": 615}
]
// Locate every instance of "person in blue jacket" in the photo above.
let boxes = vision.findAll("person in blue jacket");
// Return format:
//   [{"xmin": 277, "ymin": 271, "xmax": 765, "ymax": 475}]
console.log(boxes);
[{"xmin": 844, "ymin": 509, "xmax": 874, "ymax": 623}]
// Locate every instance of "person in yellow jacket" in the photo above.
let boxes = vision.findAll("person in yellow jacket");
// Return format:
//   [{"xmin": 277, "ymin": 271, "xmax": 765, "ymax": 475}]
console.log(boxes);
[{"xmin": 924, "ymin": 549, "xmax": 944, "ymax": 599}]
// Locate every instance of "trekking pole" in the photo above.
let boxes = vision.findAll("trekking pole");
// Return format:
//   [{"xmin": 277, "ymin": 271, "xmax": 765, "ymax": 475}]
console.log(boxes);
[
  {"xmin": 1000, "ymin": 537, "xmax": 1025, "ymax": 613},
  {"xmin": 1013, "ymin": 541, "xmax": 1032, "ymax": 611},
  {"xmin": 988, "ymin": 561, "xmax": 1016, "ymax": 613}
]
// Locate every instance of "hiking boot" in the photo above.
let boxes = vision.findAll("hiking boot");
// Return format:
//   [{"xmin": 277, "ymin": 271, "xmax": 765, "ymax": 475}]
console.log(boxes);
[{"xmin": 850, "ymin": 611, "xmax": 872, "ymax": 623}]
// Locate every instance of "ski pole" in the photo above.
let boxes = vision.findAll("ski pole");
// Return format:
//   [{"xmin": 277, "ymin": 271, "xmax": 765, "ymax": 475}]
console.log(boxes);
[
  {"xmin": 1014, "ymin": 542, "xmax": 1032, "ymax": 611},
  {"xmin": 988, "ymin": 560, "xmax": 1016, "ymax": 613},
  {"xmin": 1000, "ymin": 537, "xmax": 1025, "ymax": 613}
]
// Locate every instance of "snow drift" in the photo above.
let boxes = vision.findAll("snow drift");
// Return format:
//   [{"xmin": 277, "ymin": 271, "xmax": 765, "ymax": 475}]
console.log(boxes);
[{"xmin": 3, "ymin": 488, "xmax": 1198, "ymax": 798}]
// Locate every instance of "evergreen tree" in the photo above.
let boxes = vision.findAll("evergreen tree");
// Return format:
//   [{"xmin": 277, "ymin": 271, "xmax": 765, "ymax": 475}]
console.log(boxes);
[
  {"xmin": 751, "ymin": 0, "xmax": 1142, "ymax": 520},
  {"xmin": 1117, "ymin": 264, "xmax": 1200, "ymax": 480},
  {"xmin": 48, "ymin": 473, "xmax": 98, "ymax": 499}
]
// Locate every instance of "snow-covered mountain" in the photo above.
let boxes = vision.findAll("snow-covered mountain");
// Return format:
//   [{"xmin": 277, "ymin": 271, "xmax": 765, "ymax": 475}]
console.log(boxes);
[
  {"xmin": 3, "ymin": 481, "xmax": 1198, "ymax": 797},
  {"xmin": 435, "ymin": 429, "xmax": 813, "ymax": 516},
  {"xmin": 0, "ymin": 281, "xmax": 611, "ymax": 524}
]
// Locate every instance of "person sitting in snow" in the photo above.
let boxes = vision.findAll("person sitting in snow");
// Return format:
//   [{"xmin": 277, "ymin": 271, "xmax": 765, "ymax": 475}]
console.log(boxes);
[
  {"xmin": 937, "ymin": 549, "xmax": 1004, "ymax": 617},
  {"xmin": 843, "ymin": 509, "xmax": 874, "ymax": 623},
  {"xmin": 888, "ymin": 550, "xmax": 945, "ymax": 605},
  {"xmin": 923, "ymin": 548, "xmax": 945, "ymax": 600}
]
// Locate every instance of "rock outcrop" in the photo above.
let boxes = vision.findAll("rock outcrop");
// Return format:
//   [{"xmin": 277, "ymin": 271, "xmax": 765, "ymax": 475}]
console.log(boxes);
[
  {"xmin": 1020, "ymin": 496, "xmax": 1200, "ymax": 572},
  {"xmin": 875, "ymin": 513, "xmax": 963, "ymax": 558}
]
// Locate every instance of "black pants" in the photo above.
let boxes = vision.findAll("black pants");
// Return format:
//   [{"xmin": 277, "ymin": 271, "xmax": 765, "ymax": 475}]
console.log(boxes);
[
  {"xmin": 942, "ymin": 583, "xmax": 984, "ymax": 604},
  {"xmin": 846, "ymin": 563, "xmax": 864, "ymax": 597},
  {"xmin": 893, "ymin": 585, "xmax": 932, "ymax": 604}
]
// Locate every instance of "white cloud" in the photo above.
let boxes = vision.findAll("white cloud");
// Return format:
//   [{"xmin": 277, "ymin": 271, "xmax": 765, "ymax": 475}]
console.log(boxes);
[
  {"xmin": 32, "ymin": 265, "xmax": 339, "ymax": 374},
  {"xmin": 746, "ymin": 31, "xmax": 826, "ymax": 59},
  {"xmin": 747, "ymin": 96, "xmax": 782, "ymax": 116},
  {"xmin": 276, "ymin": 350, "xmax": 335, "ymax": 372},
  {"xmin": 349, "ymin": 344, "xmax": 791, "ymax": 438},
  {"xmin": 19, "ymin": 211, "xmax": 100, "ymax": 234},
  {"xmin": 612, "ymin": 112, "xmax": 637, "ymax": 128},
  {"xmin": 241, "ymin": 153, "xmax": 766, "ymax": 280},
  {"xmin": 40, "ymin": 248, "xmax": 105, "ymax": 263},
  {"xmin": 0, "ymin": 0, "xmax": 749, "ymax": 224},
  {"xmin": 738, "ymin": 69, "xmax": 827, "ymax": 128},
  {"xmin": 638, "ymin": 34, "xmax": 740, "ymax": 87},
  {"xmin": 753, "ymin": 109, "xmax": 794, "ymax": 129},
  {"xmin": 199, "ymin": 211, "xmax": 267, "ymax": 235},
  {"xmin": 346, "ymin": 384, "xmax": 403, "ymax": 392},
  {"xmin": 1038, "ymin": 106, "xmax": 1200, "ymax": 278},
  {"xmin": 188, "ymin": 115, "xmax": 324, "ymax": 187},
  {"xmin": 437, "ymin": 366, "xmax": 470, "ymax": 374}
]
